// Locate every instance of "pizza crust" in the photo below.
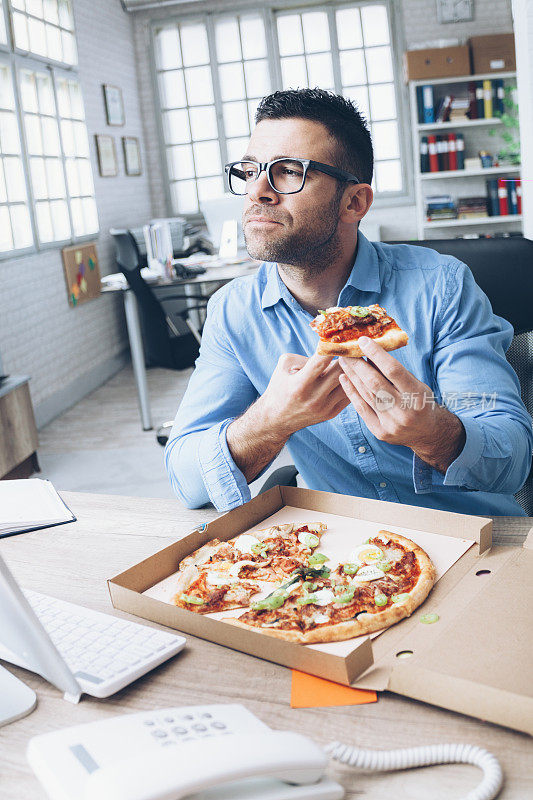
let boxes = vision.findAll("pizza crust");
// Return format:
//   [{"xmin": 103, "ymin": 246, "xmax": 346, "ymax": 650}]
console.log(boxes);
[
  {"xmin": 317, "ymin": 327, "xmax": 408, "ymax": 358},
  {"xmin": 225, "ymin": 530, "xmax": 435, "ymax": 644}
]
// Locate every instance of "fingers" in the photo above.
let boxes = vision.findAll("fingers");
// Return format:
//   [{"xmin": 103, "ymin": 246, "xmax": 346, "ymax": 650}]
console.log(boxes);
[
  {"xmin": 339, "ymin": 373, "xmax": 381, "ymax": 428},
  {"xmin": 277, "ymin": 353, "xmax": 309, "ymax": 373},
  {"xmin": 299, "ymin": 351, "xmax": 334, "ymax": 380},
  {"xmin": 355, "ymin": 337, "xmax": 414, "ymax": 392},
  {"xmin": 339, "ymin": 354, "xmax": 399, "ymax": 400}
]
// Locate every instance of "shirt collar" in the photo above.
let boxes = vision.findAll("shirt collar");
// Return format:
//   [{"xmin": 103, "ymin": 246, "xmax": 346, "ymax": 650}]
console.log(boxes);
[{"xmin": 260, "ymin": 231, "xmax": 381, "ymax": 311}]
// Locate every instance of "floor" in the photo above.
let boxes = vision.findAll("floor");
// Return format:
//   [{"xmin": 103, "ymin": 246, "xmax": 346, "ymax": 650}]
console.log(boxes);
[{"xmin": 37, "ymin": 364, "xmax": 295, "ymax": 500}]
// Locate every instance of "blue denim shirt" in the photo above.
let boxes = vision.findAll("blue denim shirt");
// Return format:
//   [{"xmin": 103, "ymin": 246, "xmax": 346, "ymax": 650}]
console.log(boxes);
[{"xmin": 165, "ymin": 233, "xmax": 532, "ymax": 516}]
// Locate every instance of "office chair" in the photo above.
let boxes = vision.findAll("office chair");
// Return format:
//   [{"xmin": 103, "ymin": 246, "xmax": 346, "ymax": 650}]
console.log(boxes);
[{"xmin": 110, "ymin": 229, "xmax": 207, "ymax": 371}]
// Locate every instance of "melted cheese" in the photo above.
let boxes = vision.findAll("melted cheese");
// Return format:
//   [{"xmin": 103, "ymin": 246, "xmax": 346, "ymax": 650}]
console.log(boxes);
[
  {"xmin": 311, "ymin": 588, "xmax": 335, "ymax": 606},
  {"xmin": 351, "ymin": 564, "xmax": 386, "ymax": 582},
  {"xmin": 233, "ymin": 534, "xmax": 261, "ymax": 554},
  {"xmin": 229, "ymin": 560, "xmax": 258, "ymax": 577}
]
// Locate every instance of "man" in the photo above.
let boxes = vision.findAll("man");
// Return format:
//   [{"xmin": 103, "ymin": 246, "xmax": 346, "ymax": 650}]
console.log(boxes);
[{"xmin": 165, "ymin": 88, "xmax": 532, "ymax": 516}]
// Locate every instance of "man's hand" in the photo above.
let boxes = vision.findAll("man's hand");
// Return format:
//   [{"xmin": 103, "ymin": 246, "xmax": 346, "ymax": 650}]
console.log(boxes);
[
  {"xmin": 227, "ymin": 352, "xmax": 350, "ymax": 482},
  {"xmin": 338, "ymin": 336, "xmax": 466, "ymax": 474}
]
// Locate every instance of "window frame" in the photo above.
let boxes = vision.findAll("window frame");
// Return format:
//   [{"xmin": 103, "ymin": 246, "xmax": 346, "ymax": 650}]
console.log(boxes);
[
  {"xmin": 0, "ymin": 1, "xmax": 98, "ymax": 262},
  {"xmin": 150, "ymin": 0, "xmax": 412, "ymax": 223}
]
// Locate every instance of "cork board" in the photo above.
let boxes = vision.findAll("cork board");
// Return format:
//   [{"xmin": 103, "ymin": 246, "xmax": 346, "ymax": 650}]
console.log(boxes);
[{"xmin": 61, "ymin": 243, "xmax": 101, "ymax": 307}]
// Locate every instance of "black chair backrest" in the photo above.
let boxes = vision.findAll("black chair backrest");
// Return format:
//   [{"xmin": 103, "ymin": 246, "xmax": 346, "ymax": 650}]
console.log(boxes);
[{"xmin": 389, "ymin": 237, "xmax": 533, "ymax": 514}]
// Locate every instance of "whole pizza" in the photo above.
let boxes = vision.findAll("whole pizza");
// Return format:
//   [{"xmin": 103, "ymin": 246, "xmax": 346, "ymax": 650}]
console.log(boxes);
[
  {"xmin": 171, "ymin": 523, "xmax": 435, "ymax": 644},
  {"xmin": 310, "ymin": 304, "xmax": 408, "ymax": 358}
]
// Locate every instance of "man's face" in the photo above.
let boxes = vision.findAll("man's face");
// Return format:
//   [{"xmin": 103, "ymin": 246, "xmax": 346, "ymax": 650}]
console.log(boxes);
[{"xmin": 241, "ymin": 118, "xmax": 346, "ymax": 270}]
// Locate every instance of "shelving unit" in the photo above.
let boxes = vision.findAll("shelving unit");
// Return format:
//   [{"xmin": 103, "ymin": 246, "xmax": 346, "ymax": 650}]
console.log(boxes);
[{"xmin": 409, "ymin": 71, "xmax": 522, "ymax": 239}]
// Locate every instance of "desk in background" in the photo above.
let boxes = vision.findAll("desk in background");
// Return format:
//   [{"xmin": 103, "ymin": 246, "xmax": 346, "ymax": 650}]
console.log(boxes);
[
  {"xmin": 1, "ymin": 492, "xmax": 532, "ymax": 800},
  {"xmin": 102, "ymin": 260, "xmax": 259, "ymax": 430}
]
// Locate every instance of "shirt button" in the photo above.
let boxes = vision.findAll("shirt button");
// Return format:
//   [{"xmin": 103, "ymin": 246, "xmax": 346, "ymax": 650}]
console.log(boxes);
[
  {"xmin": 358, "ymin": 446, "xmax": 366, "ymax": 453},
  {"xmin": 379, "ymin": 482, "xmax": 387, "ymax": 488}
]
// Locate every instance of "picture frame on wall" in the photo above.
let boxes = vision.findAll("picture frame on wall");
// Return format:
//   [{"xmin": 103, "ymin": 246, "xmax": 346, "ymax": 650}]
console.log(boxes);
[
  {"xmin": 95, "ymin": 134, "xmax": 118, "ymax": 177},
  {"xmin": 122, "ymin": 136, "xmax": 142, "ymax": 176},
  {"xmin": 102, "ymin": 84, "xmax": 125, "ymax": 126}
]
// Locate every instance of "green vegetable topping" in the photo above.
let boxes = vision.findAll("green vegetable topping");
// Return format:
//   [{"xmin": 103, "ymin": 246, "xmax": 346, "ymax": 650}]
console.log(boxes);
[
  {"xmin": 252, "ymin": 593, "xmax": 286, "ymax": 611},
  {"xmin": 391, "ymin": 593, "xmax": 410, "ymax": 604},
  {"xmin": 318, "ymin": 309, "xmax": 326, "ymax": 316},
  {"xmin": 296, "ymin": 594, "xmax": 317, "ymax": 606},
  {"xmin": 302, "ymin": 581, "xmax": 319, "ymax": 593},
  {"xmin": 420, "ymin": 613, "xmax": 439, "ymax": 624},
  {"xmin": 290, "ymin": 565, "xmax": 331, "ymax": 580},
  {"xmin": 343, "ymin": 563, "xmax": 359, "ymax": 575},
  {"xmin": 301, "ymin": 532, "xmax": 320, "ymax": 548},
  {"xmin": 350, "ymin": 306, "xmax": 370, "ymax": 318},
  {"xmin": 380, "ymin": 561, "xmax": 392, "ymax": 572},
  {"xmin": 251, "ymin": 542, "xmax": 269, "ymax": 557},
  {"xmin": 308, "ymin": 552, "xmax": 328, "ymax": 566},
  {"xmin": 180, "ymin": 594, "xmax": 206, "ymax": 605},
  {"xmin": 374, "ymin": 593, "xmax": 388, "ymax": 607},
  {"xmin": 335, "ymin": 587, "xmax": 356, "ymax": 604}
]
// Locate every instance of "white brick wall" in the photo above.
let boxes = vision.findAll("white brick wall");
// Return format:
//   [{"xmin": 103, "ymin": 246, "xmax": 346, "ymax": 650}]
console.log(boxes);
[{"xmin": 0, "ymin": 0, "xmax": 153, "ymax": 419}]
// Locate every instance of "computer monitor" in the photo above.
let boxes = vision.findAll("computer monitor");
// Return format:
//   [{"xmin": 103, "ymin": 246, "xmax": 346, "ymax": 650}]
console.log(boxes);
[
  {"xmin": 0, "ymin": 554, "xmax": 81, "ymax": 702},
  {"xmin": 200, "ymin": 194, "xmax": 246, "ymax": 254}
]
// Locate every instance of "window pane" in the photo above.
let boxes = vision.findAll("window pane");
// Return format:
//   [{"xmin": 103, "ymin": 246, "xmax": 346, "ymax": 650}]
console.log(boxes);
[
  {"xmin": 44, "ymin": 0, "xmax": 60, "ymax": 25},
  {"xmin": 65, "ymin": 157, "xmax": 79, "ymax": 195},
  {"xmin": 0, "ymin": 4, "xmax": 7, "ymax": 46},
  {"xmin": 73, "ymin": 121, "xmax": 89, "ymax": 157},
  {"xmin": 0, "ymin": 65, "xmax": 15, "ymax": 110},
  {"xmin": 77, "ymin": 158, "xmax": 94, "ymax": 195},
  {"xmin": 343, "ymin": 85, "xmax": 370, "ymax": 122},
  {"xmin": 27, "ymin": 0, "xmax": 44, "ymax": 17},
  {"xmin": 155, "ymin": 26, "xmax": 182, "ymax": 71},
  {"xmin": 369, "ymin": 84, "xmax": 396, "ymax": 121},
  {"xmin": 56, "ymin": 78, "xmax": 71, "ymax": 117},
  {"xmin": 307, "ymin": 53, "xmax": 334, "ymax": 89},
  {"xmin": 0, "ymin": 112, "xmax": 21, "ymax": 154},
  {"xmin": 244, "ymin": 60, "xmax": 270, "ymax": 98},
  {"xmin": 277, "ymin": 15, "xmax": 303, "ymax": 57},
  {"xmin": 197, "ymin": 175, "xmax": 224, "ymax": 204},
  {"xmin": 180, "ymin": 23, "xmax": 209, "ymax": 67},
  {"xmin": 28, "ymin": 17, "xmax": 47, "ymax": 57},
  {"xmin": 215, "ymin": 18, "xmax": 241, "ymax": 63},
  {"xmin": 184, "ymin": 66, "xmax": 213, "ymax": 106},
  {"xmin": 60, "ymin": 119, "xmax": 74, "ymax": 155},
  {"xmin": 4, "ymin": 156, "xmax": 26, "ymax": 201},
  {"xmin": 58, "ymin": 0, "xmax": 74, "ymax": 30},
  {"xmin": 82, "ymin": 197, "xmax": 98, "ymax": 234},
  {"xmin": 248, "ymin": 98, "xmax": 260, "ymax": 129},
  {"xmin": 302, "ymin": 12, "xmax": 329, "ymax": 53},
  {"xmin": 10, "ymin": 203, "xmax": 32, "ymax": 248},
  {"xmin": 340, "ymin": 50, "xmax": 366, "ymax": 86},
  {"xmin": 41, "ymin": 116, "xmax": 60, "ymax": 155},
  {"xmin": 36, "ymin": 74, "xmax": 55, "ymax": 115},
  {"xmin": 189, "ymin": 105, "xmax": 217, "ymax": 141},
  {"xmin": 372, "ymin": 120, "xmax": 399, "ymax": 160},
  {"xmin": 45, "ymin": 157, "xmax": 65, "ymax": 198},
  {"xmin": 30, "ymin": 156, "xmax": 47, "ymax": 199},
  {"xmin": 69, "ymin": 82, "xmax": 84, "ymax": 119},
  {"xmin": 336, "ymin": 8, "xmax": 362, "ymax": 50},
  {"xmin": 159, "ymin": 70, "xmax": 186, "ymax": 109},
  {"xmin": 20, "ymin": 71, "xmax": 38, "ymax": 112},
  {"xmin": 193, "ymin": 140, "xmax": 221, "ymax": 178},
  {"xmin": 61, "ymin": 30, "xmax": 77, "ymax": 65},
  {"xmin": 241, "ymin": 16, "xmax": 266, "ymax": 60},
  {"xmin": 375, "ymin": 159, "xmax": 401, "ymax": 193},
  {"xmin": 163, "ymin": 108, "xmax": 190, "ymax": 144},
  {"xmin": 171, "ymin": 180, "xmax": 197, "ymax": 214},
  {"xmin": 25, "ymin": 115, "xmax": 43, "ymax": 154},
  {"xmin": 223, "ymin": 100, "xmax": 249, "ymax": 138},
  {"xmin": 0, "ymin": 161, "xmax": 6, "ymax": 202},
  {"xmin": 13, "ymin": 13, "xmax": 29, "ymax": 51},
  {"xmin": 219, "ymin": 63, "xmax": 245, "ymax": 102},
  {"xmin": 167, "ymin": 144, "xmax": 194, "ymax": 180},
  {"xmin": 366, "ymin": 46, "xmax": 393, "ymax": 83},
  {"xmin": 50, "ymin": 198, "xmax": 69, "ymax": 239},
  {"xmin": 0, "ymin": 206, "xmax": 13, "ymax": 251},
  {"xmin": 46, "ymin": 23, "xmax": 61, "ymax": 59},
  {"xmin": 361, "ymin": 5, "xmax": 389, "ymax": 47},
  {"xmin": 281, "ymin": 56, "xmax": 307, "ymax": 89},
  {"xmin": 35, "ymin": 200, "xmax": 54, "ymax": 241},
  {"xmin": 226, "ymin": 136, "xmax": 249, "ymax": 163}
]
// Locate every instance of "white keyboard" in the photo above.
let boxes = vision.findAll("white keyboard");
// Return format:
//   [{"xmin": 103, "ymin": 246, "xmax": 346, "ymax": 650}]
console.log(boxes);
[{"xmin": 22, "ymin": 590, "xmax": 186, "ymax": 698}]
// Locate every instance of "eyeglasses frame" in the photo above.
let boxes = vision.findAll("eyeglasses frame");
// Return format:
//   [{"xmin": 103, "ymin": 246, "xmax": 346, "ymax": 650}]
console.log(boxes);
[{"xmin": 224, "ymin": 157, "xmax": 361, "ymax": 196}]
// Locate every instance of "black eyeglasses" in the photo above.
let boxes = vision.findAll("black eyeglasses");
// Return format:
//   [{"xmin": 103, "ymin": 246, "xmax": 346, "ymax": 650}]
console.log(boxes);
[{"xmin": 224, "ymin": 158, "xmax": 361, "ymax": 196}]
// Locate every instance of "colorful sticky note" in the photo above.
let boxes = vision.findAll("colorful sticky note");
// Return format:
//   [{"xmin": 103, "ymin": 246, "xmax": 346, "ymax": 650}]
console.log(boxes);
[
  {"xmin": 291, "ymin": 670, "xmax": 377, "ymax": 709},
  {"xmin": 80, "ymin": 263, "xmax": 85, "ymax": 276},
  {"xmin": 88, "ymin": 256, "xmax": 95, "ymax": 270},
  {"xmin": 80, "ymin": 277, "xmax": 87, "ymax": 293},
  {"xmin": 71, "ymin": 293, "xmax": 77, "ymax": 306},
  {"xmin": 71, "ymin": 283, "xmax": 80, "ymax": 299},
  {"xmin": 75, "ymin": 250, "xmax": 83, "ymax": 265},
  {"xmin": 76, "ymin": 272, "xmax": 82, "ymax": 286}
]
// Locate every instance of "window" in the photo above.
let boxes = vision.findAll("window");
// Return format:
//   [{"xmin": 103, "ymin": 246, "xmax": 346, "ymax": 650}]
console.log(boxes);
[
  {"xmin": 0, "ymin": 61, "xmax": 32, "ymax": 252},
  {"xmin": 154, "ymin": 2, "xmax": 405, "ymax": 216},
  {"xmin": 11, "ymin": 0, "xmax": 77, "ymax": 66},
  {"xmin": 0, "ymin": 1, "xmax": 7, "ymax": 46}
]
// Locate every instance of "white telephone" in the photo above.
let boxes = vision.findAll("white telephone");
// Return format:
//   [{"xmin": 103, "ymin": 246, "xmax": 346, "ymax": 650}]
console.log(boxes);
[{"xmin": 27, "ymin": 703, "xmax": 504, "ymax": 800}]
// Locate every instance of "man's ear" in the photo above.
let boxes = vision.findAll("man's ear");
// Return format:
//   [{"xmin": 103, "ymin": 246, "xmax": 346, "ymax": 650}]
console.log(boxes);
[{"xmin": 339, "ymin": 183, "xmax": 374, "ymax": 224}]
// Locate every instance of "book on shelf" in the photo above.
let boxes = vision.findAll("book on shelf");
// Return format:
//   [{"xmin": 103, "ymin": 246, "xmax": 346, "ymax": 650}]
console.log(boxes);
[
  {"xmin": 427, "ymin": 134, "xmax": 438, "ymax": 171},
  {"xmin": 507, "ymin": 179, "xmax": 518, "ymax": 214},
  {"xmin": 516, "ymin": 179, "xmax": 522, "ymax": 214},
  {"xmin": 497, "ymin": 177, "xmax": 509, "ymax": 215},
  {"xmin": 456, "ymin": 196, "xmax": 488, "ymax": 219},
  {"xmin": 476, "ymin": 81, "xmax": 485, "ymax": 118},
  {"xmin": 426, "ymin": 194, "xmax": 457, "ymax": 221},
  {"xmin": 420, "ymin": 136, "xmax": 429, "ymax": 173},
  {"xmin": 486, "ymin": 179, "xmax": 500, "ymax": 216},
  {"xmin": 422, "ymin": 85, "xmax": 434, "ymax": 123},
  {"xmin": 468, "ymin": 81, "xmax": 478, "ymax": 120},
  {"xmin": 483, "ymin": 80, "xmax": 493, "ymax": 119}
]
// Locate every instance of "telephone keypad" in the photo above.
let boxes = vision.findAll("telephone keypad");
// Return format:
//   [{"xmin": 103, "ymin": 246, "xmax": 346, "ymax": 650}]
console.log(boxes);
[{"xmin": 144, "ymin": 709, "xmax": 237, "ymax": 748}]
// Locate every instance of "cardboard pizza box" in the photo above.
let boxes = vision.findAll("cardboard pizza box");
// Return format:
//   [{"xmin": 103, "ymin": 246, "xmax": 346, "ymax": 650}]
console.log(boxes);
[{"xmin": 106, "ymin": 486, "xmax": 533, "ymax": 735}]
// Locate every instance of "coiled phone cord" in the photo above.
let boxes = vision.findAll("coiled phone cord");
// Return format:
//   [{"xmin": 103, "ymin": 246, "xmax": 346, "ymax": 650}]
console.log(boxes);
[{"xmin": 326, "ymin": 740, "xmax": 503, "ymax": 800}]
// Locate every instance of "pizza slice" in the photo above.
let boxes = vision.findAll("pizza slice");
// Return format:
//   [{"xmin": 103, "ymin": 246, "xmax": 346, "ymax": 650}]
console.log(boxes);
[
  {"xmin": 226, "ymin": 532, "xmax": 435, "ymax": 643},
  {"xmin": 172, "ymin": 564, "xmax": 264, "ymax": 614},
  {"xmin": 310, "ymin": 304, "xmax": 408, "ymax": 358},
  {"xmin": 231, "ymin": 522, "xmax": 328, "ymax": 580}
]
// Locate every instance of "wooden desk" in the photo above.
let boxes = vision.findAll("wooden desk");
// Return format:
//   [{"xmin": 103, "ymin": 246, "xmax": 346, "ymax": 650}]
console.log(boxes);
[{"xmin": 1, "ymin": 493, "xmax": 532, "ymax": 799}]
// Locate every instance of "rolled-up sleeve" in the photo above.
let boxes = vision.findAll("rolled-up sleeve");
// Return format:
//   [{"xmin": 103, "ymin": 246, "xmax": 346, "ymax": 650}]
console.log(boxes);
[
  {"xmin": 164, "ymin": 293, "xmax": 257, "ymax": 510},
  {"xmin": 413, "ymin": 261, "xmax": 533, "ymax": 495}
]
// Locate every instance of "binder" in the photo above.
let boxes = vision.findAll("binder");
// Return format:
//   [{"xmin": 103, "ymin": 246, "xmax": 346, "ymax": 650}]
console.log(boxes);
[
  {"xmin": 420, "ymin": 136, "xmax": 429, "ymax": 173},
  {"xmin": 486, "ymin": 179, "xmax": 499, "ymax": 216},
  {"xmin": 428, "ymin": 135, "xmax": 438, "ymax": 172},
  {"xmin": 436, "ymin": 135, "xmax": 444, "ymax": 171},
  {"xmin": 422, "ymin": 85, "xmax": 434, "ymax": 123},
  {"xmin": 476, "ymin": 81, "xmax": 485, "ymax": 118},
  {"xmin": 507, "ymin": 179, "xmax": 518, "ymax": 214},
  {"xmin": 456, "ymin": 134, "xmax": 465, "ymax": 170},
  {"xmin": 497, "ymin": 177, "xmax": 508, "ymax": 215},
  {"xmin": 483, "ymin": 80, "xmax": 493, "ymax": 119},
  {"xmin": 516, "ymin": 178, "xmax": 522, "ymax": 214},
  {"xmin": 416, "ymin": 86, "xmax": 424, "ymax": 124},
  {"xmin": 468, "ymin": 81, "xmax": 478, "ymax": 119},
  {"xmin": 442, "ymin": 135, "xmax": 449, "ymax": 171},
  {"xmin": 493, "ymin": 79, "xmax": 505, "ymax": 115},
  {"xmin": 448, "ymin": 133, "xmax": 458, "ymax": 171}
]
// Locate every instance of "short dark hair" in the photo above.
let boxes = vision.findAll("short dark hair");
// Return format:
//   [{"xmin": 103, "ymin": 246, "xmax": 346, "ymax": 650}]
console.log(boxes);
[{"xmin": 255, "ymin": 88, "xmax": 373, "ymax": 185}]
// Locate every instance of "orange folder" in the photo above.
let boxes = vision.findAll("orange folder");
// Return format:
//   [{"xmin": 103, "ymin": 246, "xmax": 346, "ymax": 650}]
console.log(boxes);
[{"xmin": 291, "ymin": 670, "xmax": 378, "ymax": 709}]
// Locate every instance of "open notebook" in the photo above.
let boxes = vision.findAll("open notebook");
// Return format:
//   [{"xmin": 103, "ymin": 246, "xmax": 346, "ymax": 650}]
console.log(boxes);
[{"xmin": 0, "ymin": 479, "xmax": 75, "ymax": 538}]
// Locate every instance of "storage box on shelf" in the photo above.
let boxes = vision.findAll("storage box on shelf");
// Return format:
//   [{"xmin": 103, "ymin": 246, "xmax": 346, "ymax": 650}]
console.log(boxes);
[{"xmin": 409, "ymin": 71, "xmax": 522, "ymax": 239}]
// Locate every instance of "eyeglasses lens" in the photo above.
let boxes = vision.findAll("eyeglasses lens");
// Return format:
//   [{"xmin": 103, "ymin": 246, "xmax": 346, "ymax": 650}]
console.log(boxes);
[{"xmin": 229, "ymin": 160, "xmax": 305, "ymax": 194}]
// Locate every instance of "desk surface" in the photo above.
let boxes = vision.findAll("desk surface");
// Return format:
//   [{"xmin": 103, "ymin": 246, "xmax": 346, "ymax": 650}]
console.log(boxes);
[
  {"xmin": 1, "ymin": 492, "xmax": 532, "ymax": 800},
  {"xmin": 101, "ymin": 260, "xmax": 259, "ymax": 293}
]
